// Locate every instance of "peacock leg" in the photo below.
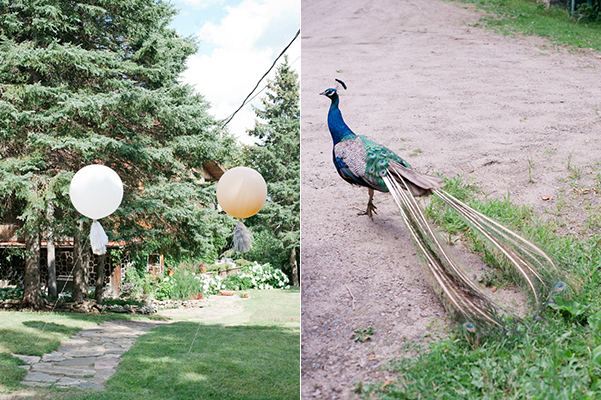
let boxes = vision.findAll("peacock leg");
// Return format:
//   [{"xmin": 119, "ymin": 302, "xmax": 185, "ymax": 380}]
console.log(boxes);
[{"xmin": 358, "ymin": 188, "xmax": 377, "ymax": 220}]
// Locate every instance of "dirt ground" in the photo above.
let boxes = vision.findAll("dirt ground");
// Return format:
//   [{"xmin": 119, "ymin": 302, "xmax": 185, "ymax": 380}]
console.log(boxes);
[{"xmin": 300, "ymin": 0, "xmax": 601, "ymax": 398}]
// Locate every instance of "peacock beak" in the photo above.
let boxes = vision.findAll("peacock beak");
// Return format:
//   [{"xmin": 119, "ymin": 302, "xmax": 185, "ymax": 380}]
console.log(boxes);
[{"xmin": 319, "ymin": 91, "xmax": 326, "ymax": 96}]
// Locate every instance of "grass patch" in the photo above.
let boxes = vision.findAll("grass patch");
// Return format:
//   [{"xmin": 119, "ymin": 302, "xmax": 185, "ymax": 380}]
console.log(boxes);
[
  {"xmin": 60, "ymin": 323, "xmax": 299, "ymax": 400},
  {"xmin": 0, "ymin": 288, "xmax": 300, "ymax": 399},
  {"xmin": 62, "ymin": 289, "xmax": 300, "ymax": 400},
  {"xmin": 362, "ymin": 176, "xmax": 601, "ymax": 398},
  {"xmin": 0, "ymin": 312, "xmax": 146, "ymax": 394},
  {"xmin": 452, "ymin": 0, "xmax": 601, "ymax": 51}
]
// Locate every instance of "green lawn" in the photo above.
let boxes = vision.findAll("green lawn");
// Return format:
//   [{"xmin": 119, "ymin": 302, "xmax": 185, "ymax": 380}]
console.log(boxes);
[
  {"xmin": 452, "ymin": 0, "xmax": 601, "ymax": 51},
  {"xmin": 0, "ymin": 288, "xmax": 300, "ymax": 399}
]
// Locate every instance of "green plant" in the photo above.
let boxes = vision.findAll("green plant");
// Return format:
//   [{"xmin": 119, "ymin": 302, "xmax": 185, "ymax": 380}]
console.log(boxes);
[
  {"xmin": 223, "ymin": 274, "xmax": 254, "ymax": 291},
  {"xmin": 547, "ymin": 297, "xmax": 589, "ymax": 324},
  {"xmin": 409, "ymin": 148, "xmax": 422, "ymax": 157},
  {"xmin": 353, "ymin": 327, "xmax": 374, "ymax": 342},
  {"xmin": 477, "ymin": 265, "xmax": 498, "ymax": 287},
  {"xmin": 243, "ymin": 230, "xmax": 289, "ymax": 271},
  {"xmin": 527, "ymin": 156, "xmax": 536, "ymax": 183},
  {"xmin": 575, "ymin": 1, "xmax": 601, "ymax": 22},
  {"xmin": 0, "ymin": 287, "xmax": 23, "ymax": 300}
]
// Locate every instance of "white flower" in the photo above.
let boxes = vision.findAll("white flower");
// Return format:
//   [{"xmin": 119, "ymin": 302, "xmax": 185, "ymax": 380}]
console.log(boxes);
[{"xmin": 164, "ymin": 277, "xmax": 170, "ymax": 282}]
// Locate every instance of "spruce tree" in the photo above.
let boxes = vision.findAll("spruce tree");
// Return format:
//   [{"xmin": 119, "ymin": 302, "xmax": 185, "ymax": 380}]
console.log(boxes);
[
  {"xmin": 0, "ymin": 0, "xmax": 234, "ymax": 307},
  {"xmin": 244, "ymin": 57, "xmax": 300, "ymax": 285}
]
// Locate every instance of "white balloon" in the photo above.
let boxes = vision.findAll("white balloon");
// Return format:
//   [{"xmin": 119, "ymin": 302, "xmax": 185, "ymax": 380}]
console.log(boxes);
[{"xmin": 69, "ymin": 165, "xmax": 123, "ymax": 220}]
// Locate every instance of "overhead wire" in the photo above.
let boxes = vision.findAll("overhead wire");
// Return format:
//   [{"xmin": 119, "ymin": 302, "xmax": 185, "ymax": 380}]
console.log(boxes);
[{"xmin": 221, "ymin": 29, "xmax": 300, "ymax": 128}]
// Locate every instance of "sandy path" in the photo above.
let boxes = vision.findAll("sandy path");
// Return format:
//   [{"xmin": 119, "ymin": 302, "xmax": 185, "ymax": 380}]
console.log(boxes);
[{"xmin": 300, "ymin": 1, "xmax": 601, "ymax": 398}]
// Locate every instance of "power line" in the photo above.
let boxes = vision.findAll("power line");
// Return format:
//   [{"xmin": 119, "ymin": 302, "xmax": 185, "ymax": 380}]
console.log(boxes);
[
  {"xmin": 221, "ymin": 29, "xmax": 300, "ymax": 128},
  {"xmin": 241, "ymin": 55, "xmax": 300, "ymax": 111}
]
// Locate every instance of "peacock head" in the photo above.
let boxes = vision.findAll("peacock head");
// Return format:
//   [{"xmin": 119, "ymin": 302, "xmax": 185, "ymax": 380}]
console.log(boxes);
[
  {"xmin": 320, "ymin": 88, "xmax": 338, "ymax": 99},
  {"xmin": 321, "ymin": 79, "xmax": 347, "ymax": 101}
]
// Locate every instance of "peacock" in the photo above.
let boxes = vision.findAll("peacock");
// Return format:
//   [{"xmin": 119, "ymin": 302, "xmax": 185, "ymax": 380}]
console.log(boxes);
[{"xmin": 321, "ymin": 79, "xmax": 564, "ymax": 333}]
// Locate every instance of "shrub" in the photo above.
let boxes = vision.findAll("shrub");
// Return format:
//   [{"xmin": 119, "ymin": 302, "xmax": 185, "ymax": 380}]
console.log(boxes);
[{"xmin": 152, "ymin": 262, "xmax": 290, "ymax": 299}]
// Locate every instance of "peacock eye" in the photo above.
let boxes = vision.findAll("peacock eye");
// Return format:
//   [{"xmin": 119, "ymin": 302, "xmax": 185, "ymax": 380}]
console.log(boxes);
[{"xmin": 463, "ymin": 322, "xmax": 476, "ymax": 332}]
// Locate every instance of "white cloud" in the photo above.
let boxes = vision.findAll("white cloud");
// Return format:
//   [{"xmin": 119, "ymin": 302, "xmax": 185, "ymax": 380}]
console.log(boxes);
[{"xmin": 180, "ymin": 0, "xmax": 300, "ymax": 145}]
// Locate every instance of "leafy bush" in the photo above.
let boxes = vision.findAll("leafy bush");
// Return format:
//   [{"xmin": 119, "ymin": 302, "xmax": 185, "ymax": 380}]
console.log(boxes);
[
  {"xmin": 222, "ymin": 274, "xmax": 254, "ymax": 291},
  {"xmin": 225, "ymin": 263, "xmax": 290, "ymax": 291},
  {"xmin": 242, "ymin": 230, "xmax": 289, "ymax": 271},
  {"xmin": 576, "ymin": 0, "xmax": 601, "ymax": 22},
  {"xmin": 154, "ymin": 278, "xmax": 176, "ymax": 300},
  {"xmin": 0, "ymin": 287, "xmax": 23, "ymax": 300},
  {"xmin": 121, "ymin": 267, "xmax": 158, "ymax": 299},
  {"xmin": 152, "ymin": 262, "xmax": 290, "ymax": 299}
]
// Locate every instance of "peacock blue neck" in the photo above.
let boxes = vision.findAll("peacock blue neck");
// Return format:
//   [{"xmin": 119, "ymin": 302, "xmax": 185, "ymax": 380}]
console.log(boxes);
[{"xmin": 327, "ymin": 94, "xmax": 355, "ymax": 145}]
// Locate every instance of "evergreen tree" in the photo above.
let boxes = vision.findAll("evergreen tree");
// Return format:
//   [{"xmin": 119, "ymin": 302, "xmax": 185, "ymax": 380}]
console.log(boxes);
[
  {"xmin": 0, "ymin": 0, "xmax": 234, "ymax": 307},
  {"xmin": 243, "ymin": 57, "xmax": 300, "ymax": 285}
]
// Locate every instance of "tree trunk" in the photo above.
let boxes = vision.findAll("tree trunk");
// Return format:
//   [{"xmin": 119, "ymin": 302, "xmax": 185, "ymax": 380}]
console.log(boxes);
[
  {"xmin": 72, "ymin": 221, "xmax": 87, "ymax": 302},
  {"xmin": 47, "ymin": 204, "xmax": 57, "ymax": 298},
  {"xmin": 22, "ymin": 232, "xmax": 43, "ymax": 309},
  {"xmin": 290, "ymin": 246, "xmax": 299, "ymax": 287},
  {"xmin": 95, "ymin": 254, "xmax": 105, "ymax": 304}
]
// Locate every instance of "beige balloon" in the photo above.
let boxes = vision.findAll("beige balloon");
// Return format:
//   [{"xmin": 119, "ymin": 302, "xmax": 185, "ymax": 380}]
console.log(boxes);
[{"xmin": 216, "ymin": 167, "xmax": 267, "ymax": 219}]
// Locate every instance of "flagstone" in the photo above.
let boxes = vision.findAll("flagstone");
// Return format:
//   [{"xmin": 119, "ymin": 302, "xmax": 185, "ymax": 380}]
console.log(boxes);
[
  {"xmin": 56, "ymin": 357, "xmax": 98, "ymax": 367},
  {"xmin": 12, "ymin": 354, "xmax": 40, "ymax": 364},
  {"xmin": 23, "ymin": 372, "xmax": 59, "ymax": 383},
  {"xmin": 56, "ymin": 377, "xmax": 85, "ymax": 387},
  {"xmin": 16, "ymin": 319, "xmax": 171, "ymax": 391},
  {"xmin": 41, "ymin": 352, "xmax": 67, "ymax": 362}
]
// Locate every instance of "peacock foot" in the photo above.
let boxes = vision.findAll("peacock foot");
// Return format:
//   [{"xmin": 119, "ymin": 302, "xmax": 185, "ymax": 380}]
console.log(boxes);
[{"xmin": 358, "ymin": 201, "xmax": 377, "ymax": 220}]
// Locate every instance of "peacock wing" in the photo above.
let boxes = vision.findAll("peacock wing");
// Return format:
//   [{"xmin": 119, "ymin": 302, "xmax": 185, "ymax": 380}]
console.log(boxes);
[{"xmin": 334, "ymin": 137, "xmax": 386, "ymax": 191}]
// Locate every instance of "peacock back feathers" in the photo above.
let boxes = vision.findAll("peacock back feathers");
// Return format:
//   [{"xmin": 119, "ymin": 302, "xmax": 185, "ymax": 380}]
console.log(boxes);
[{"xmin": 335, "ymin": 135, "xmax": 411, "ymax": 192}]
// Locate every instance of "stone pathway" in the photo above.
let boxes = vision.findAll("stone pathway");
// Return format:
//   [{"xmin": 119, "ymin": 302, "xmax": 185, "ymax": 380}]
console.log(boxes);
[{"xmin": 13, "ymin": 319, "xmax": 171, "ymax": 391}]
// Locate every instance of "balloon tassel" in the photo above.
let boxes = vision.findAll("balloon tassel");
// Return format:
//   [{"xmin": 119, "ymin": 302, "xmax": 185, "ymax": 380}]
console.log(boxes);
[
  {"xmin": 90, "ymin": 220, "xmax": 109, "ymax": 255},
  {"xmin": 233, "ymin": 221, "xmax": 253, "ymax": 253}
]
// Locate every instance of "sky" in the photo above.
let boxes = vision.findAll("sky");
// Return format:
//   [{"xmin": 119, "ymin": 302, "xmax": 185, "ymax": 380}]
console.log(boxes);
[{"xmin": 168, "ymin": 0, "xmax": 301, "ymax": 145}]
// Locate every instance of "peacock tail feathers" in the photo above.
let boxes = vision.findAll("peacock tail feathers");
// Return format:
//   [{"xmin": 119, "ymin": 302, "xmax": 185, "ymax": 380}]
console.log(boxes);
[
  {"xmin": 383, "ymin": 174, "xmax": 509, "ymax": 332},
  {"xmin": 431, "ymin": 189, "xmax": 561, "ymax": 311}
]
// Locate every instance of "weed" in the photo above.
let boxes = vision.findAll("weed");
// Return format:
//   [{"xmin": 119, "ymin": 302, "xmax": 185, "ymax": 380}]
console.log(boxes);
[
  {"xmin": 527, "ymin": 156, "xmax": 536, "ymax": 183},
  {"xmin": 544, "ymin": 147, "xmax": 557, "ymax": 158},
  {"xmin": 567, "ymin": 149, "xmax": 575, "ymax": 171},
  {"xmin": 409, "ymin": 148, "xmax": 422, "ymax": 156},
  {"xmin": 353, "ymin": 327, "xmax": 374, "ymax": 342}
]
